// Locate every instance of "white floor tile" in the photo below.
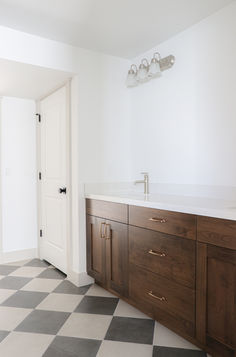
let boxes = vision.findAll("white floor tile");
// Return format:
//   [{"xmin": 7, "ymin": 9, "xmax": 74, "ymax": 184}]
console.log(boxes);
[
  {"xmin": 114, "ymin": 299, "xmax": 151, "ymax": 319},
  {"xmin": 0, "ymin": 289, "xmax": 16, "ymax": 304},
  {"xmin": 5, "ymin": 260, "xmax": 31, "ymax": 266},
  {"xmin": 21, "ymin": 278, "xmax": 62, "ymax": 292},
  {"xmin": 97, "ymin": 340, "xmax": 153, "ymax": 357},
  {"xmin": 153, "ymin": 322, "xmax": 200, "ymax": 350},
  {"xmin": 0, "ymin": 306, "xmax": 32, "ymax": 330},
  {"xmin": 0, "ymin": 331, "xmax": 54, "ymax": 357},
  {"xmin": 58, "ymin": 312, "xmax": 112, "ymax": 340},
  {"xmin": 36, "ymin": 293, "xmax": 83, "ymax": 312},
  {"xmin": 86, "ymin": 284, "xmax": 116, "ymax": 298},
  {"xmin": 9, "ymin": 267, "xmax": 46, "ymax": 278}
]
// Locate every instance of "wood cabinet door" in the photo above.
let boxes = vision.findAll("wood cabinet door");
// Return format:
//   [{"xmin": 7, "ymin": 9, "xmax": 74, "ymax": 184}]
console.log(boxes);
[
  {"xmin": 86, "ymin": 215, "xmax": 106, "ymax": 285},
  {"xmin": 105, "ymin": 220, "xmax": 128, "ymax": 296},
  {"xmin": 196, "ymin": 243, "xmax": 236, "ymax": 357}
]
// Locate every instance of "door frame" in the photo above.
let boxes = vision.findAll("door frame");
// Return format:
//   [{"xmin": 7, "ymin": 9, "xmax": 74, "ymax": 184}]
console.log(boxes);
[
  {"xmin": 36, "ymin": 80, "xmax": 72, "ymax": 275},
  {"xmin": 0, "ymin": 97, "xmax": 3, "ymax": 263}
]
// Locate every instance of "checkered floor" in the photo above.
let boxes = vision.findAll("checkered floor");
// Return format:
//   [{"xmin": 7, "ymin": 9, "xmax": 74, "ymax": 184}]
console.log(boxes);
[{"xmin": 0, "ymin": 259, "xmax": 210, "ymax": 357}]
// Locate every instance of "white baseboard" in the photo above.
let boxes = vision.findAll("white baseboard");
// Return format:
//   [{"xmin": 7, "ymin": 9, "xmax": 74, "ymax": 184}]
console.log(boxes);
[
  {"xmin": 67, "ymin": 270, "xmax": 94, "ymax": 287},
  {"xmin": 0, "ymin": 248, "xmax": 38, "ymax": 264}
]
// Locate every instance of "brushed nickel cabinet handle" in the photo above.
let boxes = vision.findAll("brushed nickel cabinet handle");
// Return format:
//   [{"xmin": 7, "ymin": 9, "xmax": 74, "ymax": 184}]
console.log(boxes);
[
  {"xmin": 100, "ymin": 222, "xmax": 106, "ymax": 238},
  {"xmin": 148, "ymin": 291, "xmax": 166, "ymax": 302},
  {"xmin": 105, "ymin": 223, "xmax": 111, "ymax": 240},
  {"xmin": 148, "ymin": 249, "xmax": 166, "ymax": 257},
  {"xmin": 149, "ymin": 217, "xmax": 167, "ymax": 223}
]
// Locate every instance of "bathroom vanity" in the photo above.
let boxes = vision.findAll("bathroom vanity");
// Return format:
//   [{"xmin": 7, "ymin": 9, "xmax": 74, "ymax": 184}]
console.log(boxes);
[{"xmin": 86, "ymin": 196, "xmax": 236, "ymax": 357}]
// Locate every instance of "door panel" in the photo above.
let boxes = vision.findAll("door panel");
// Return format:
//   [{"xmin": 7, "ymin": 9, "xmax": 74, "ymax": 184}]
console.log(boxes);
[
  {"xmin": 196, "ymin": 242, "xmax": 236, "ymax": 356},
  {"xmin": 106, "ymin": 220, "xmax": 128, "ymax": 296},
  {"xmin": 86, "ymin": 215, "xmax": 106, "ymax": 285},
  {"xmin": 207, "ymin": 246, "xmax": 236, "ymax": 349},
  {"xmin": 39, "ymin": 86, "xmax": 68, "ymax": 273}
]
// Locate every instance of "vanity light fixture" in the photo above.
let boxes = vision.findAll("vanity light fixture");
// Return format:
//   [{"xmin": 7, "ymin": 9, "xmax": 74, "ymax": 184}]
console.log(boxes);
[{"xmin": 126, "ymin": 51, "xmax": 175, "ymax": 87}]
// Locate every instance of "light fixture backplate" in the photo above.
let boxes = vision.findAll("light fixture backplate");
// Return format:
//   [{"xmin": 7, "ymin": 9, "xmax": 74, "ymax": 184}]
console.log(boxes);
[{"xmin": 159, "ymin": 55, "xmax": 175, "ymax": 71}]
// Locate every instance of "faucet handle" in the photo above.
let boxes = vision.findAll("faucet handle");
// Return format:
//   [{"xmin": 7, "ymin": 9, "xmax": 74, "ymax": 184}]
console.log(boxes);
[{"xmin": 141, "ymin": 172, "xmax": 148, "ymax": 175}]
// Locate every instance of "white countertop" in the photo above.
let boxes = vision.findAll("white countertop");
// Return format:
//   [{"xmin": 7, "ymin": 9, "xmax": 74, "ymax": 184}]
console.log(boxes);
[{"xmin": 85, "ymin": 191, "xmax": 236, "ymax": 220}]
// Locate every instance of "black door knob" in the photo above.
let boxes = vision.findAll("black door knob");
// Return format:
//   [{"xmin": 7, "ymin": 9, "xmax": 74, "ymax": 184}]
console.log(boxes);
[{"xmin": 59, "ymin": 187, "xmax": 67, "ymax": 194}]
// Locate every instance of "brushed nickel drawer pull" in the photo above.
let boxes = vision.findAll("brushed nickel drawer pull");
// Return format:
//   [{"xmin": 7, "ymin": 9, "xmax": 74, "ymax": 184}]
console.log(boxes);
[
  {"xmin": 149, "ymin": 217, "xmax": 167, "ymax": 223},
  {"xmin": 148, "ymin": 249, "xmax": 166, "ymax": 257},
  {"xmin": 100, "ymin": 222, "xmax": 106, "ymax": 238},
  {"xmin": 148, "ymin": 291, "xmax": 166, "ymax": 302},
  {"xmin": 105, "ymin": 223, "xmax": 111, "ymax": 240}
]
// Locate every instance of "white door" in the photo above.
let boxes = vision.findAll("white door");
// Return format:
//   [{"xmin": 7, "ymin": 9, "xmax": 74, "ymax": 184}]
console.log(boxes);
[{"xmin": 38, "ymin": 86, "xmax": 69, "ymax": 274}]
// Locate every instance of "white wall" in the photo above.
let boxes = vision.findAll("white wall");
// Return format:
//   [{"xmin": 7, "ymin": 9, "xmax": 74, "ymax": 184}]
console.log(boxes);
[
  {"xmin": 129, "ymin": 1, "xmax": 236, "ymax": 187},
  {"xmin": 0, "ymin": 25, "xmax": 131, "ymax": 183},
  {"xmin": 0, "ymin": 97, "xmax": 37, "ymax": 255},
  {"xmin": 0, "ymin": 24, "xmax": 131, "ymax": 276}
]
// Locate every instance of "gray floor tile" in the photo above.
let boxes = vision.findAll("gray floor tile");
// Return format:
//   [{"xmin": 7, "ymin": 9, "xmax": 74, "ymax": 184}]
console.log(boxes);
[
  {"xmin": 75, "ymin": 296, "xmax": 119, "ymax": 315},
  {"xmin": 0, "ymin": 266, "xmax": 19, "ymax": 276},
  {"xmin": 15, "ymin": 309, "xmax": 70, "ymax": 335},
  {"xmin": 153, "ymin": 347, "xmax": 207, "ymax": 357},
  {"xmin": 43, "ymin": 336, "xmax": 101, "ymax": 357},
  {"xmin": 2, "ymin": 290, "xmax": 48, "ymax": 309},
  {"xmin": 37, "ymin": 268, "xmax": 66, "ymax": 280},
  {"xmin": 25, "ymin": 259, "xmax": 51, "ymax": 268},
  {"xmin": 54, "ymin": 280, "xmax": 91, "ymax": 295},
  {"xmin": 0, "ymin": 276, "xmax": 32, "ymax": 290},
  {"xmin": 0, "ymin": 331, "xmax": 9, "ymax": 343},
  {"xmin": 105, "ymin": 316, "xmax": 155, "ymax": 345}
]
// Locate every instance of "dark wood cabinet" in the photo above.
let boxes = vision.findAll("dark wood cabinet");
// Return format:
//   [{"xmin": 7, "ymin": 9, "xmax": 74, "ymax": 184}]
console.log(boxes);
[
  {"xmin": 86, "ymin": 200, "xmax": 128, "ymax": 296},
  {"xmin": 86, "ymin": 199, "xmax": 236, "ymax": 357},
  {"xmin": 196, "ymin": 243, "xmax": 236, "ymax": 357}
]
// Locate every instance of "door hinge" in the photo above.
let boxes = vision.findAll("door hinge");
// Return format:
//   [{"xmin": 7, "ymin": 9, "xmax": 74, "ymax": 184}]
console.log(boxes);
[
  {"xmin": 40, "ymin": 229, "xmax": 43, "ymax": 237},
  {"xmin": 39, "ymin": 172, "xmax": 42, "ymax": 180},
  {"xmin": 36, "ymin": 113, "xmax": 41, "ymax": 123}
]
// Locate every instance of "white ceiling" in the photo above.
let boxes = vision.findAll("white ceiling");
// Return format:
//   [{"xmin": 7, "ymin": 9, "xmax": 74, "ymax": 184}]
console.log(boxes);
[
  {"xmin": 0, "ymin": 0, "xmax": 233, "ymax": 58},
  {"xmin": 0, "ymin": 58, "xmax": 73, "ymax": 99}
]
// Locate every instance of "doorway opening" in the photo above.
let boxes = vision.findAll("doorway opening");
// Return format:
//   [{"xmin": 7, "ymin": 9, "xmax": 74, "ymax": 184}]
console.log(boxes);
[{"xmin": 0, "ymin": 58, "xmax": 73, "ymax": 275}]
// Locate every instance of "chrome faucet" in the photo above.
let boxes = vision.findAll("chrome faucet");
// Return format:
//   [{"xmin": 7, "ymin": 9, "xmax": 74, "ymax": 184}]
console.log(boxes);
[{"xmin": 134, "ymin": 172, "xmax": 149, "ymax": 194}]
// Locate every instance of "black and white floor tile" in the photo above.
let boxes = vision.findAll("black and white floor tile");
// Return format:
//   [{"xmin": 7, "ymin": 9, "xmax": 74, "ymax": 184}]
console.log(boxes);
[{"xmin": 0, "ymin": 259, "xmax": 211, "ymax": 357}]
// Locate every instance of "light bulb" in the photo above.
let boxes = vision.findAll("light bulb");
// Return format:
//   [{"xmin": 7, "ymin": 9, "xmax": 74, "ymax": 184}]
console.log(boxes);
[
  {"xmin": 148, "ymin": 52, "xmax": 162, "ymax": 78},
  {"xmin": 137, "ymin": 59, "xmax": 149, "ymax": 82},
  {"xmin": 126, "ymin": 65, "xmax": 138, "ymax": 87}
]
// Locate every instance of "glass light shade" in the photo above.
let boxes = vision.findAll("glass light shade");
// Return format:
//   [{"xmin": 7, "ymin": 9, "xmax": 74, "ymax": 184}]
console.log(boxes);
[
  {"xmin": 148, "ymin": 58, "xmax": 162, "ymax": 78},
  {"xmin": 126, "ymin": 68, "xmax": 138, "ymax": 87},
  {"xmin": 137, "ymin": 64, "xmax": 149, "ymax": 82}
]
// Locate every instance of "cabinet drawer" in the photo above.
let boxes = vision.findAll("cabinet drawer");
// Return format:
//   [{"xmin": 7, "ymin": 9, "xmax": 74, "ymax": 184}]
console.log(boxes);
[
  {"xmin": 86, "ymin": 199, "xmax": 128, "ymax": 224},
  {"xmin": 129, "ymin": 226, "xmax": 196, "ymax": 289},
  {"xmin": 129, "ymin": 205, "xmax": 196, "ymax": 240},
  {"xmin": 129, "ymin": 264, "xmax": 195, "ymax": 337},
  {"xmin": 197, "ymin": 216, "xmax": 236, "ymax": 250}
]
